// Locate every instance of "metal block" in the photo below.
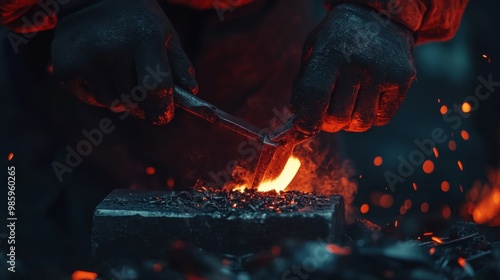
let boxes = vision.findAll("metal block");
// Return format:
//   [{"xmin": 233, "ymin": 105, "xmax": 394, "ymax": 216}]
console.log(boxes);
[{"xmin": 92, "ymin": 189, "xmax": 345, "ymax": 263}]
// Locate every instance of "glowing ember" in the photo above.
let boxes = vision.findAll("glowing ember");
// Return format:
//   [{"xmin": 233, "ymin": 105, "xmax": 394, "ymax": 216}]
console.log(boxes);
[
  {"xmin": 373, "ymin": 156, "xmax": 383, "ymax": 166},
  {"xmin": 235, "ymin": 156, "xmax": 301, "ymax": 193},
  {"xmin": 404, "ymin": 199, "xmax": 412, "ymax": 209},
  {"xmin": 360, "ymin": 203, "xmax": 369, "ymax": 214},
  {"xmin": 462, "ymin": 168, "xmax": 500, "ymax": 226},
  {"xmin": 379, "ymin": 194, "xmax": 394, "ymax": 208},
  {"xmin": 433, "ymin": 147, "xmax": 439, "ymax": 158},
  {"xmin": 413, "ymin": 182, "xmax": 418, "ymax": 191},
  {"xmin": 326, "ymin": 244, "xmax": 351, "ymax": 255},
  {"xmin": 145, "ymin": 166, "xmax": 156, "ymax": 175},
  {"xmin": 441, "ymin": 181, "xmax": 450, "ymax": 192},
  {"xmin": 72, "ymin": 270, "xmax": 97, "ymax": 280},
  {"xmin": 431, "ymin": 236, "xmax": 444, "ymax": 244},
  {"xmin": 448, "ymin": 140, "xmax": 457, "ymax": 151},
  {"xmin": 167, "ymin": 177, "xmax": 175, "ymax": 188},
  {"xmin": 442, "ymin": 205, "xmax": 451, "ymax": 219},
  {"xmin": 482, "ymin": 54, "xmax": 491, "ymax": 63},
  {"xmin": 429, "ymin": 247, "xmax": 436, "ymax": 255},
  {"xmin": 422, "ymin": 160, "xmax": 434, "ymax": 174},
  {"xmin": 462, "ymin": 102, "xmax": 472, "ymax": 113},
  {"xmin": 440, "ymin": 105, "xmax": 448, "ymax": 115},
  {"xmin": 458, "ymin": 257, "xmax": 467, "ymax": 267},
  {"xmin": 7, "ymin": 152, "xmax": 14, "ymax": 161},
  {"xmin": 421, "ymin": 202, "xmax": 430, "ymax": 213},
  {"xmin": 460, "ymin": 130, "xmax": 470, "ymax": 140},
  {"xmin": 457, "ymin": 160, "xmax": 464, "ymax": 171},
  {"xmin": 423, "ymin": 232, "xmax": 433, "ymax": 236}
]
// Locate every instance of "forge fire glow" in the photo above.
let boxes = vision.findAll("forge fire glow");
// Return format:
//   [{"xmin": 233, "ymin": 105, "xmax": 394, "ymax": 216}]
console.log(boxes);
[{"xmin": 235, "ymin": 156, "xmax": 302, "ymax": 193}]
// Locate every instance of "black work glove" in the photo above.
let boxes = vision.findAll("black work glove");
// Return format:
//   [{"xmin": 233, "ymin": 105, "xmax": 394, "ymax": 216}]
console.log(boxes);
[
  {"xmin": 292, "ymin": 3, "xmax": 416, "ymax": 134},
  {"xmin": 52, "ymin": 0, "xmax": 197, "ymax": 125}
]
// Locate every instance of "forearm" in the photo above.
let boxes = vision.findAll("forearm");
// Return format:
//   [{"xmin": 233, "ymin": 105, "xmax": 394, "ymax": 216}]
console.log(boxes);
[{"xmin": 324, "ymin": 0, "xmax": 469, "ymax": 44}]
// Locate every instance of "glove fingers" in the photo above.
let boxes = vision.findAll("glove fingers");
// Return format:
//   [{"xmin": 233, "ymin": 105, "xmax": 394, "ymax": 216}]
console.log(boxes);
[
  {"xmin": 135, "ymin": 42, "xmax": 175, "ymax": 125},
  {"xmin": 292, "ymin": 37, "xmax": 339, "ymax": 134},
  {"xmin": 61, "ymin": 78, "xmax": 107, "ymax": 108},
  {"xmin": 110, "ymin": 61, "xmax": 144, "ymax": 117},
  {"xmin": 166, "ymin": 33, "xmax": 198, "ymax": 95},
  {"xmin": 322, "ymin": 73, "xmax": 360, "ymax": 133},
  {"xmin": 86, "ymin": 76, "xmax": 120, "ymax": 108},
  {"xmin": 375, "ymin": 83, "xmax": 407, "ymax": 126},
  {"xmin": 345, "ymin": 83, "xmax": 380, "ymax": 132}
]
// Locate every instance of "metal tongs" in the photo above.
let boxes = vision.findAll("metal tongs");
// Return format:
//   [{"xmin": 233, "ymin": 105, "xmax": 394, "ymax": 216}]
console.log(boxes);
[{"xmin": 174, "ymin": 86, "xmax": 311, "ymax": 188}]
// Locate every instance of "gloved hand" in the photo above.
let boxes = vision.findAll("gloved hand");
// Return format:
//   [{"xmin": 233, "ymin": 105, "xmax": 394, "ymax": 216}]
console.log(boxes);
[
  {"xmin": 52, "ymin": 0, "xmax": 197, "ymax": 125},
  {"xmin": 292, "ymin": 3, "xmax": 416, "ymax": 134}
]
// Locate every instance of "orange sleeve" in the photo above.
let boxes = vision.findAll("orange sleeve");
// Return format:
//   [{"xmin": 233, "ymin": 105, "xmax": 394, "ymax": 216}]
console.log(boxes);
[
  {"xmin": 1, "ymin": 0, "xmax": 58, "ymax": 33},
  {"xmin": 324, "ymin": 0, "xmax": 469, "ymax": 44}
]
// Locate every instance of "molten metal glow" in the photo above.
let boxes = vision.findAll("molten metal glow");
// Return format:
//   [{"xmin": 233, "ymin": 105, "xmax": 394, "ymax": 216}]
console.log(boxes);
[
  {"xmin": 256, "ymin": 156, "xmax": 301, "ymax": 192},
  {"xmin": 234, "ymin": 156, "xmax": 301, "ymax": 193}
]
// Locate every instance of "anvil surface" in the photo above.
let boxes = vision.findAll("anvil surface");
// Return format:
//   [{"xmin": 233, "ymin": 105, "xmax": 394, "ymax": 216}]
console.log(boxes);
[{"xmin": 92, "ymin": 189, "xmax": 345, "ymax": 263}]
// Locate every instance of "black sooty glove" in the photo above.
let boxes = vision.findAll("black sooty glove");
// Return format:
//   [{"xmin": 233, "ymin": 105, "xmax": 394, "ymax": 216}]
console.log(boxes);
[
  {"xmin": 52, "ymin": 0, "xmax": 198, "ymax": 124},
  {"xmin": 292, "ymin": 3, "xmax": 416, "ymax": 134}
]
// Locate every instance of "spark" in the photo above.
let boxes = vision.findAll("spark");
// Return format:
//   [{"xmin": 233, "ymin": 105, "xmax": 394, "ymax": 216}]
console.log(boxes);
[
  {"xmin": 360, "ymin": 203, "xmax": 370, "ymax": 214},
  {"xmin": 433, "ymin": 147, "xmax": 439, "ymax": 158},
  {"xmin": 422, "ymin": 160, "xmax": 434, "ymax": 174},
  {"xmin": 461, "ymin": 130, "xmax": 470, "ymax": 141},
  {"xmin": 421, "ymin": 202, "xmax": 430, "ymax": 213},
  {"xmin": 440, "ymin": 105, "xmax": 448, "ymax": 115},
  {"xmin": 458, "ymin": 257, "xmax": 467, "ymax": 267},
  {"xmin": 431, "ymin": 236, "xmax": 444, "ymax": 244},
  {"xmin": 462, "ymin": 102, "xmax": 472, "ymax": 113},
  {"xmin": 441, "ymin": 181, "xmax": 450, "ymax": 192}
]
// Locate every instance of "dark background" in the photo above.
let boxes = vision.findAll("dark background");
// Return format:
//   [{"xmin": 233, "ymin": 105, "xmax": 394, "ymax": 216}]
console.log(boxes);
[{"xmin": 1, "ymin": 0, "xmax": 499, "ymax": 278}]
